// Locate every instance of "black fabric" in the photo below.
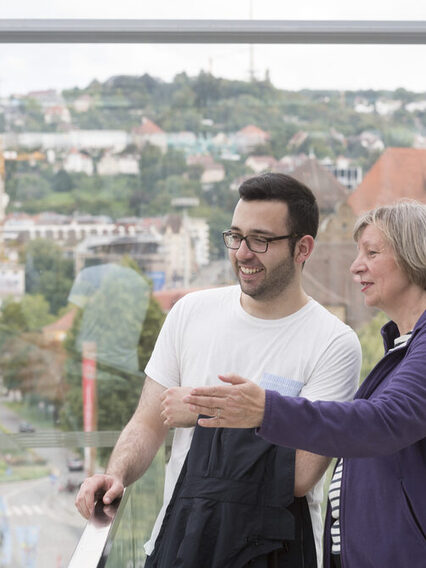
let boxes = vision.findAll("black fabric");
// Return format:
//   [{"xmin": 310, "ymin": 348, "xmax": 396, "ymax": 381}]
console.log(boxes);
[
  {"xmin": 330, "ymin": 554, "xmax": 342, "ymax": 568},
  {"xmin": 145, "ymin": 422, "xmax": 317, "ymax": 568}
]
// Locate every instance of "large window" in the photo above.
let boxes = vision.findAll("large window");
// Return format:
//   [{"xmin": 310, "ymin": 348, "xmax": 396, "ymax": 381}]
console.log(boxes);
[{"xmin": 0, "ymin": 12, "xmax": 425, "ymax": 567}]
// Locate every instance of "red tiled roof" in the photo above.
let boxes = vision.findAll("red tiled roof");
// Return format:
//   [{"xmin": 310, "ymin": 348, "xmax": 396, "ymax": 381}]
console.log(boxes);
[
  {"xmin": 134, "ymin": 118, "xmax": 164, "ymax": 135},
  {"xmin": 42, "ymin": 308, "xmax": 77, "ymax": 332},
  {"xmin": 348, "ymin": 148, "xmax": 426, "ymax": 214},
  {"xmin": 153, "ymin": 288, "xmax": 208, "ymax": 312},
  {"xmin": 237, "ymin": 125, "xmax": 269, "ymax": 138},
  {"xmin": 247, "ymin": 155, "xmax": 277, "ymax": 165},
  {"xmin": 187, "ymin": 154, "xmax": 216, "ymax": 169}
]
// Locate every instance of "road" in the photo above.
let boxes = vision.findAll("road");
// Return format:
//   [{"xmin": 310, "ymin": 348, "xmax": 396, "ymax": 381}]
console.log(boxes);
[{"xmin": 1, "ymin": 402, "xmax": 88, "ymax": 568}]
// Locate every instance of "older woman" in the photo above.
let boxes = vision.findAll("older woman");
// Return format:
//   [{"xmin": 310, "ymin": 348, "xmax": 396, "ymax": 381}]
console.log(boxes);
[{"xmin": 184, "ymin": 200, "xmax": 426, "ymax": 568}]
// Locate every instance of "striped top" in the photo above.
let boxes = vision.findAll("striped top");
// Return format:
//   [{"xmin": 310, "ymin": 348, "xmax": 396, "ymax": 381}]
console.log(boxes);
[
  {"xmin": 329, "ymin": 460, "xmax": 344, "ymax": 555},
  {"xmin": 329, "ymin": 330, "xmax": 412, "ymax": 557}
]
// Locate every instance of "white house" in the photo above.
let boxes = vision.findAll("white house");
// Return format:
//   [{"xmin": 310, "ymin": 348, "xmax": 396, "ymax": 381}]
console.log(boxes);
[
  {"xmin": 233, "ymin": 125, "xmax": 270, "ymax": 154},
  {"xmin": 63, "ymin": 149, "xmax": 94, "ymax": 175},
  {"xmin": 97, "ymin": 152, "xmax": 139, "ymax": 176},
  {"xmin": 0, "ymin": 263, "xmax": 25, "ymax": 304},
  {"xmin": 132, "ymin": 118, "xmax": 168, "ymax": 153},
  {"xmin": 245, "ymin": 155, "xmax": 278, "ymax": 173}
]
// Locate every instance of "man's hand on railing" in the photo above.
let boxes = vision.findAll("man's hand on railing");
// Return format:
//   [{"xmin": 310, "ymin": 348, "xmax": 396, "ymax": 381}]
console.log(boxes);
[
  {"xmin": 91, "ymin": 498, "xmax": 122, "ymax": 528},
  {"xmin": 75, "ymin": 473, "xmax": 124, "ymax": 519}
]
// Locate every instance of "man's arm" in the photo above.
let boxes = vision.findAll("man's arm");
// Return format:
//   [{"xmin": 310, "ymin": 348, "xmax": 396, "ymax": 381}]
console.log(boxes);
[
  {"xmin": 160, "ymin": 386, "xmax": 200, "ymax": 428},
  {"xmin": 75, "ymin": 377, "xmax": 168, "ymax": 518},
  {"xmin": 294, "ymin": 451, "xmax": 331, "ymax": 496},
  {"xmin": 106, "ymin": 377, "xmax": 169, "ymax": 483}
]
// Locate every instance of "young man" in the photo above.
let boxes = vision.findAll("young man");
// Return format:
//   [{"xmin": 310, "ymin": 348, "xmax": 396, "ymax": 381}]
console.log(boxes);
[{"xmin": 75, "ymin": 173, "xmax": 361, "ymax": 567}]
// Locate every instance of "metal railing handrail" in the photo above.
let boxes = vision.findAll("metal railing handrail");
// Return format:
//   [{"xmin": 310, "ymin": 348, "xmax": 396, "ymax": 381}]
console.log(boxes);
[
  {"xmin": 0, "ymin": 429, "xmax": 121, "ymax": 450},
  {"xmin": 0, "ymin": 19, "xmax": 425, "ymax": 44},
  {"xmin": 67, "ymin": 488, "xmax": 130, "ymax": 568}
]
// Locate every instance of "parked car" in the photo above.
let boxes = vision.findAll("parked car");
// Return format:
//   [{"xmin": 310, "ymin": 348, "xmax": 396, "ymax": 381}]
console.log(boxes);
[
  {"xmin": 66, "ymin": 456, "xmax": 84, "ymax": 472},
  {"xmin": 60, "ymin": 479, "xmax": 83, "ymax": 493},
  {"xmin": 18, "ymin": 421, "xmax": 35, "ymax": 433}
]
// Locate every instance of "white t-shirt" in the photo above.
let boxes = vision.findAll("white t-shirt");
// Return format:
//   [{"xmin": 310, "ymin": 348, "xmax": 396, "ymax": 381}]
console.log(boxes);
[{"xmin": 144, "ymin": 285, "xmax": 361, "ymax": 564}]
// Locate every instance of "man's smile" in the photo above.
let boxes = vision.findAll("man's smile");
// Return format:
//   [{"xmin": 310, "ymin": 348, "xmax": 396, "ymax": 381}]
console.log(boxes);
[{"xmin": 239, "ymin": 265, "xmax": 264, "ymax": 275}]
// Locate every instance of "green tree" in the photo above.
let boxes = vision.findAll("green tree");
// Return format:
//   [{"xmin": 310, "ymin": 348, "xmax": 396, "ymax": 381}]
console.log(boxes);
[
  {"xmin": 21, "ymin": 294, "xmax": 54, "ymax": 330},
  {"xmin": 0, "ymin": 301, "xmax": 27, "ymax": 332},
  {"xmin": 52, "ymin": 169, "xmax": 74, "ymax": 192},
  {"xmin": 23, "ymin": 239, "xmax": 74, "ymax": 314},
  {"xmin": 12, "ymin": 173, "xmax": 51, "ymax": 201}
]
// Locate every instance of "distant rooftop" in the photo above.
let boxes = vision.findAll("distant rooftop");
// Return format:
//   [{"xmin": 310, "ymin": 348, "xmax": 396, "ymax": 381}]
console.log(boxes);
[{"xmin": 348, "ymin": 148, "xmax": 426, "ymax": 214}]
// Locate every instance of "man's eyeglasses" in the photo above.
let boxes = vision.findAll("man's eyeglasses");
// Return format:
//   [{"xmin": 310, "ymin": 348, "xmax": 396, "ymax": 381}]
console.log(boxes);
[{"xmin": 222, "ymin": 230, "xmax": 297, "ymax": 253}]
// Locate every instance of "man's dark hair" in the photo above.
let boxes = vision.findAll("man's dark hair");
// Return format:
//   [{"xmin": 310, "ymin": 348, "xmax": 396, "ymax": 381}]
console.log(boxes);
[{"xmin": 239, "ymin": 173, "xmax": 319, "ymax": 252}]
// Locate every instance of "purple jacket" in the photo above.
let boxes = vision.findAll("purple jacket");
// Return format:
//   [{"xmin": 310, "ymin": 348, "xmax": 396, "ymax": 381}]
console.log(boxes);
[{"xmin": 258, "ymin": 311, "xmax": 426, "ymax": 567}]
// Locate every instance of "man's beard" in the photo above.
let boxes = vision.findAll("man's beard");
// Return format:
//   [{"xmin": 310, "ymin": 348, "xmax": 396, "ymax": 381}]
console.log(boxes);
[{"xmin": 237, "ymin": 256, "xmax": 296, "ymax": 302}]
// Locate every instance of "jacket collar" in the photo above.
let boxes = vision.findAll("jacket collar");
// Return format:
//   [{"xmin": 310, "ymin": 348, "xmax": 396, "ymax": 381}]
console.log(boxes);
[{"xmin": 381, "ymin": 310, "xmax": 426, "ymax": 352}]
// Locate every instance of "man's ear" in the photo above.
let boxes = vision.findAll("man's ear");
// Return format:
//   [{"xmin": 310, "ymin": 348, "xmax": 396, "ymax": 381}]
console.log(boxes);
[{"xmin": 294, "ymin": 235, "xmax": 315, "ymax": 265}]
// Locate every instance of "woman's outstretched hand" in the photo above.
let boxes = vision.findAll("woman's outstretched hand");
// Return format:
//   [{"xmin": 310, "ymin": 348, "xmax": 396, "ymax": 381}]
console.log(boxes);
[{"xmin": 183, "ymin": 374, "xmax": 266, "ymax": 428}]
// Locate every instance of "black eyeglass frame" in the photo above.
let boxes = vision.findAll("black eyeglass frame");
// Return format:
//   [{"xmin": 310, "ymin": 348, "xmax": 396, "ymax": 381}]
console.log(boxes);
[{"xmin": 222, "ymin": 230, "xmax": 299, "ymax": 253}]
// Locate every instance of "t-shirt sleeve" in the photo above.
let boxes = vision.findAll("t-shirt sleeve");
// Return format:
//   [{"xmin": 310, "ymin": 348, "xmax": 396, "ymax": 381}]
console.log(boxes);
[
  {"xmin": 144, "ymin": 301, "xmax": 182, "ymax": 388},
  {"xmin": 300, "ymin": 329, "xmax": 361, "ymax": 403}
]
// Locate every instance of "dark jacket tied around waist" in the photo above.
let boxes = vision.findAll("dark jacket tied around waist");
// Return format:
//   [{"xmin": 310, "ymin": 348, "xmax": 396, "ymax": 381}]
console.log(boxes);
[{"xmin": 146, "ymin": 423, "xmax": 317, "ymax": 568}]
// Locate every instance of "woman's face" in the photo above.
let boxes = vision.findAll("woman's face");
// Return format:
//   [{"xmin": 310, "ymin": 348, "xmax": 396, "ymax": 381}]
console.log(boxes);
[{"xmin": 350, "ymin": 224, "xmax": 411, "ymax": 312}]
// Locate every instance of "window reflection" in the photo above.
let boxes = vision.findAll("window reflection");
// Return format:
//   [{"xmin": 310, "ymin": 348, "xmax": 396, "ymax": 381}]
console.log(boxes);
[{"xmin": 1, "ymin": 35, "xmax": 426, "ymax": 565}]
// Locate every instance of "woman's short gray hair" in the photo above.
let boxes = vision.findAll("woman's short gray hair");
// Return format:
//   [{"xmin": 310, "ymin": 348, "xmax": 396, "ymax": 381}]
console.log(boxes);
[{"xmin": 353, "ymin": 200, "xmax": 426, "ymax": 290}]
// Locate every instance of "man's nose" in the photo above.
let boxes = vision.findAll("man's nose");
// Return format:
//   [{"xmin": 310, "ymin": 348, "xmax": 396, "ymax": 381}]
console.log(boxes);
[{"xmin": 235, "ymin": 238, "xmax": 255, "ymax": 259}]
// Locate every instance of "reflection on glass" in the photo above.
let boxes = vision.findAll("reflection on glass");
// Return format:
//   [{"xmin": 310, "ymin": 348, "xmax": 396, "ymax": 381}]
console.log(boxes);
[{"xmin": 0, "ymin": 33, "xmax": 425, "ymax": 566}]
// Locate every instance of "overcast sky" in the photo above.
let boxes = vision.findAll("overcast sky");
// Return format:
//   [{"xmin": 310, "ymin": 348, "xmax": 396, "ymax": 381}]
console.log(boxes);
[{"xmin": 1, "ymin": 1, "xmax": 426, "ymax": 96}]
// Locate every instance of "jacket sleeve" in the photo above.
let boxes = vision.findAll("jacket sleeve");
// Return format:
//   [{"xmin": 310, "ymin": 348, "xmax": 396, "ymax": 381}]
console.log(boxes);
[{"xmin": 257, "ymin": 329, "xmax": 426, "ymax": 458}]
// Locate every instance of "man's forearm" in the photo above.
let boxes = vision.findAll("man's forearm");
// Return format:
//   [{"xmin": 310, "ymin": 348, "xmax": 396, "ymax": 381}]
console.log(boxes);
[
  {"xmin": 106, "ymin": 376, "xmax": 169, "ymax": 487},
  {"xmin": 106, "ymin": 419, "xmax": 167, "ymax": 487},
  {"xmin": 294, "ymin": 450, "xmax": 331, "ymax": 497}
]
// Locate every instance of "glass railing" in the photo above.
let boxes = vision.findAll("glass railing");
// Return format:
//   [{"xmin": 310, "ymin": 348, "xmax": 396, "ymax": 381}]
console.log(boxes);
[
  {"xmin": 68, "ymin": 446, "xmax": 165, "ymax": 568},
  {"xmin": 0, "ymin": 15, "xmax": 425, "ymax": 567}
]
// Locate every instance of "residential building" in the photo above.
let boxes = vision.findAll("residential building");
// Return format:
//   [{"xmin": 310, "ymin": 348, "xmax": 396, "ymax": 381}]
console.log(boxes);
[
  {"xmin": 63, "ymin": 149, "xmax": 94, "ymax": 175},
  {"xmin": 287, "ymin": 130, "xmax": 309, "ymax": 150},
  {"xmin": 0, "ymin": 262, "xmax": 25, "ymax": 304},
  {"xmin": 132, "ymin": 117, "xmax": 167, "ymax": 153},
  {"xmin": 233, "ymin": 125, "xmax": 270, "ymax": 154},
  {"xmin": 201, "ymin": 164, "xmax": 225, "ymax": 187},
  {"xmin": 358, "ymin": 131, "xmax": 385, "ymax": 153},
  {"xmin": 278, "ymin": 153, "xmax": 309, "ymax": 172},
  {"xmin": 42, "ymin": 308, "xmax": 77, "ymax": 343},
  {"xmin": 26, "ymin": 89, "xmax": 64, "ymax": 109},
  {"xmin": 97, "ymin": 151, "xmax": 139, "ymax": 176},
  {"xmin": 4, "ymin": 212, "xmax": 116, "ymax": 245},
  {"xmin": 303, "ymin": 201, "xmax": 376, "ymax": 330},
  {"xmin": 405, "ymin": 100, "xmax": 426, "ymax": 113},
  {"xmin": 167, "ymin": 132, "xmax": 198, "ymax": 154},
  {"xmin": 348, "ymin": 147, "xmax": 426, "ymax": 214},
  {"xmin": 245, "ymin": 155, "xmax": 278, "ymax": 173},
  {"xmin": 44, "ymin": 105, "xmax": 72, "ymax": 125},
  {"xmin": 353, "ymin": 96, "xmax": 374, "ymax": 114},
  {"xmin": 320, "ymin": 157, "xmax": 363, "ymax": 191},
  {"xmin": 290, "ymin": 158, "xmax": 349, "ymax": 214},
  {"xmin": 73, "ymin": 94, "xmax": 94, "ymax": 113},
  {"xmin": 375, "ymin": 98, "xmax": 402, "ymax": 116},
  {"xmin": 71, "ymin": 213, "xmax": 209, "ymax": 290},
  {"xmin": 2, "ymin": 130, "xmax": 129, "ymax": 152}
]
